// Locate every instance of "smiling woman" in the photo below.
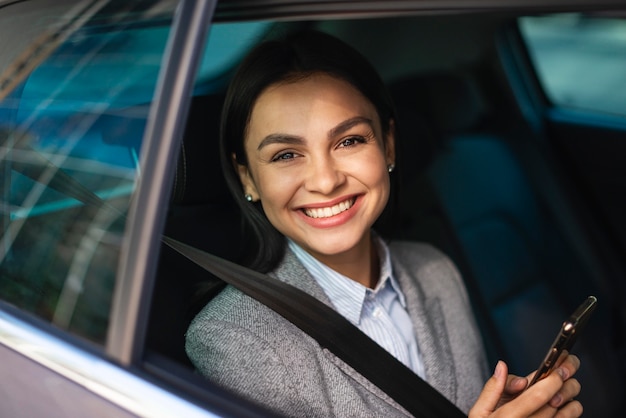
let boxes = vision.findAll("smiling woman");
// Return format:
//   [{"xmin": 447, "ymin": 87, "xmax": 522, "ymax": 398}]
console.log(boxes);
[{"xmin": 185, "ymin": 30, "xmax": 584, "ymax": 418}]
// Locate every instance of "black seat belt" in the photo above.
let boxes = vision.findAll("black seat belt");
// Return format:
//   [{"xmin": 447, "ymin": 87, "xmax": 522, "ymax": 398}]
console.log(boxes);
[{"xmin": 163, "ymin": 236, "xmax": 466, "ymax": 418}]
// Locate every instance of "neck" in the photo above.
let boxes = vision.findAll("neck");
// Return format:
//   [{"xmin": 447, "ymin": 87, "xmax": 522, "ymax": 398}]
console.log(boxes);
[{"xmin": 314, "ymin": 234, "xmax": 380, "ymax": 289}]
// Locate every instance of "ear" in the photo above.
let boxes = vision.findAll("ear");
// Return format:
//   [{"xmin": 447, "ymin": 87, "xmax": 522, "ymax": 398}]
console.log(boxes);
[
  {"xmin": 233, "ymin": 153, "xmax": 260, "ymax": 201},
  {"xmin": 385, "ymin": 119, "xmax": 396, "ymax": 167}
]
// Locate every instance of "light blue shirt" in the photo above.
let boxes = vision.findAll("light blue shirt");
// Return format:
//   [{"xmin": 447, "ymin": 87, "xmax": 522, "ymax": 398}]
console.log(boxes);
[{"xmin": 287, "ymin": 237, "xmax": 425, "ymax": 379}]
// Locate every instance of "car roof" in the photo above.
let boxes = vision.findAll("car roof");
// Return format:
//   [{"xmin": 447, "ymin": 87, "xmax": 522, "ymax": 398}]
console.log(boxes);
[{"xmin": 213, "ymin": 0, "xmax": 626, "ymax": 21}]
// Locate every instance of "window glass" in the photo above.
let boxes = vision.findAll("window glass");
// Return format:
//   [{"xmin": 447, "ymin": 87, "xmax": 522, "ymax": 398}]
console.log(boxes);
[
  {"xmin": 519, "ymin": 13, "xmax": 626, "ymax": 117},
  {"xmin": 198, "ymin": 21, "xmax": 272, "ymax": 86},
  {"xmin": 0, "ymin": 0, "xmax": 178, "ymax": 345}
]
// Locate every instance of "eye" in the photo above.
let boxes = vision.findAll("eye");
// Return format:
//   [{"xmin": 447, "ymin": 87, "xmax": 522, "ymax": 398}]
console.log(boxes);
[
  {"xmin": 338, "ymin": 136, "xmax": 366, "ymax": 148},
  {"xmin": 271, "ymin": 151, "xmax": 296, "ymax": 162}
]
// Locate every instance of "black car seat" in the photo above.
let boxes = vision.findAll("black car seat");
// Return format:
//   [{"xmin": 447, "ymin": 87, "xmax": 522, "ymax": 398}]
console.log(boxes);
[
  {"xmin": 147, "ymin": 93, "xmax": 244, "ymax": 367},
  {"xmin": 390, "ymin": 71, "xmax": 626, "ymax": 417}
]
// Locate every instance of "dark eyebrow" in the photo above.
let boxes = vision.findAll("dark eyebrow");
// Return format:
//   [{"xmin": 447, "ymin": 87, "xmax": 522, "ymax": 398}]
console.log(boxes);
[
  {"xmin": 257, "ymin": 134, "xmax": 305, "ymax": 151},
  {"xmin": 328, "ymin": 116, "xmax": 373, "ymax": 139}
]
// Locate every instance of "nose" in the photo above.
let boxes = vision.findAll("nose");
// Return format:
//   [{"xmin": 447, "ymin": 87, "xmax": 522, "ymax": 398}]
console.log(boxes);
[{"xmin": 304, "ymin": 154, "xmax": 345, "ymax": 195}]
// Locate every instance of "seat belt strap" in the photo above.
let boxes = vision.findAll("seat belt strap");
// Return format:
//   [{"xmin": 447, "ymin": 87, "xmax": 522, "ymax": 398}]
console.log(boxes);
[{"xmin": 163, "ymin": 236, "xmax": 465, "ymax": 418}]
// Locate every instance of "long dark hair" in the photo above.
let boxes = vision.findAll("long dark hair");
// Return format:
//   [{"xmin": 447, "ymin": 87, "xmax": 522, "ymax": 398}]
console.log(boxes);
[{"xmin": 220, "ymin": 30, "xmax": 399, "ymax": 273}]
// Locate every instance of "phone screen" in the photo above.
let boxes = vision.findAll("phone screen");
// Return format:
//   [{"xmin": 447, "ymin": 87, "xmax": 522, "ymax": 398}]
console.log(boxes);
[{"xmin": 528, "ymin": 296, "xmax": 597, "ymax": 387}]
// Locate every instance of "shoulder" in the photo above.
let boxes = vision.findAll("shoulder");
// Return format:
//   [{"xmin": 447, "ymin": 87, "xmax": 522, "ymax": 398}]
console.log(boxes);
[
  {"xmin": 388, "ymin": 240, "xmax": 467, "ymax": 302},
  {"xmin": 185, "ymin": 285, "xmax": 326, "ymax": 416},
  {"xmin": 185, "ymin": 283, "xmax": 324, "ymax": 386},
  {"xmin": 185, "ymin": 250, "xmax": 328, "ymax": 364},
  {"xmin": 388, "ymin": 241, "xmax": 462, "ymax": 282},
  {"xmin": 186, "ymin": 284, "xmax": 302, "ymax": 348},
  {"xmin": 388, "ymin": 240, "xmax": 450, "ymax": 264}
]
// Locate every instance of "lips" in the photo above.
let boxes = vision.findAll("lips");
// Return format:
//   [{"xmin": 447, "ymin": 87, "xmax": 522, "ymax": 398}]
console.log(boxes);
[{"xmin": 303, "ymin": 197, "xmax": 356, "ymax": 219}]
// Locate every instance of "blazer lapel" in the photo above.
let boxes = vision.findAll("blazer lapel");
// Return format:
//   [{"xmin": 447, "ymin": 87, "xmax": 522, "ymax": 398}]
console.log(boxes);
[
  {"xmin": 269, "ymin": 248, "xmax": 334, "ymax": 307},
  {"xmin": 392, "ymin": 253, "xmax": 458, "ymax": 405}
]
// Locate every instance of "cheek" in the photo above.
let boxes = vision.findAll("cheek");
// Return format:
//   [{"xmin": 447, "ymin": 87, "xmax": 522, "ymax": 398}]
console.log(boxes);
[
  {"xmin": 348, "ymin": 154, "xmax": 389, "ymax": 188},
  {"xmin": 374, "ymin": 171, "xmax": 391, "ymax": 203},
  {"xmin": 360, "ymin": 159, "xmax": 391, "ymax": 206},
  {"xmin": 256, "ymin": 170, "xmax": 298, "ymax": 209}
]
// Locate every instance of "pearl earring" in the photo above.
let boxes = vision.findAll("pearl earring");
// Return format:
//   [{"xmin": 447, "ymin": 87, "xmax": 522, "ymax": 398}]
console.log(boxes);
[
  {"xmin": 387, "ymin": 164, "xmax": 395, "ymax": 173},
  {"xmin": 245, "ymin": 194, "xmax": 253, "ymax": 202}
]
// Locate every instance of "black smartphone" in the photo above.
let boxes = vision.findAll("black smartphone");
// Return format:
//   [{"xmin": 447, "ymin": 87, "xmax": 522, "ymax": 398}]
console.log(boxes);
[{"xmin": 528, "ymin": 295, "xmax": 597, "ymax": 387}]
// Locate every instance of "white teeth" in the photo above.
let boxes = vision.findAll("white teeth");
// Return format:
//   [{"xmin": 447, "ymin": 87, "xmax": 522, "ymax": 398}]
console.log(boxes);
[{"xmin": 304, "ymin": 199, "xmax": 354, "ymax": 219}]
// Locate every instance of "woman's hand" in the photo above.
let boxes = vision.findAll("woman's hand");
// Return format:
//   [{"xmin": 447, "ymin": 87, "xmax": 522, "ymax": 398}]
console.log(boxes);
[{"xmin": 468, "ymin": 355, "xmax": 582, "ymax": 418}]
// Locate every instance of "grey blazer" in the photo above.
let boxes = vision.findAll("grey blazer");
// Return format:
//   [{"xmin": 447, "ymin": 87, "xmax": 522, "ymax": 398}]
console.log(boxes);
[{"xmin": 186, "ymin": 241, "xmax": 489, "ymax": 417}]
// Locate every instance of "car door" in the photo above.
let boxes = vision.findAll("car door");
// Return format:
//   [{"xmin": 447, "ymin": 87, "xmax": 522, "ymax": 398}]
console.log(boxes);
[{"xmin": 0, "ymin": 0, "xmax": 250, "ymax": 416}]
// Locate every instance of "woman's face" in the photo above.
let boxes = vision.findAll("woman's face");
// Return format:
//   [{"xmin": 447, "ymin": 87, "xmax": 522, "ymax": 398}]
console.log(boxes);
[{"xmin": 237, "ymin": 73, "xmax": 395, "ymax": 263}]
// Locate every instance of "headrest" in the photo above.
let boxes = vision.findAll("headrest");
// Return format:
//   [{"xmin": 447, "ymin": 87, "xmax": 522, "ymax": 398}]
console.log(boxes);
[
  {"xmin": 389, "ymin": 71, "xmax": 489, "ymax": 134},
  {"xmin": 170, "ymin": 94, "xmax": 231, "ymax": 206}
]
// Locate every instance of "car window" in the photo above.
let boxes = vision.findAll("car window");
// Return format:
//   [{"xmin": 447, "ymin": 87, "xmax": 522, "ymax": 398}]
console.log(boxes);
[
  {"xmin": 144, "ymin": 6, "xmax": 626, "ymax": 416},
  {"xmin": 0, "ymin": 0, "xmax": 178, "ymax": 345},
  {"xmin": 519, "ymin": 13, "xmax": 626, "ymax": 117},
  {"xmin": 197, "ymin": 21, "xmax": 272, "ymax": 89}
]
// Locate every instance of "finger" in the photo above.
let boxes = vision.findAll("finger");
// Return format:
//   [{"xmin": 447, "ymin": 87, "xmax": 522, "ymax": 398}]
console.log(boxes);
[
  {"xmin": 526, "ymin": 353, "xmax": 579, "ymax": 391},
  {"xmin": 549, "ymin": 379, "xmax": 581, "ymax": 408},
  {"xmin": 554, "ymin": 400, "xmax": 583, "ymax": 418},
  {"xmin": 557, "ymin": 355, "xmax": 580, "ymax": 381},
  {"xmin": 505, "ymin": 374, "xmax": 529, "ymax": 396},
  {"xmin": 469, "ymin": 361, "xmax": 508, "ymax": 418},
  {"xmin": 506, "ymin": 369, "xmax": 566, "ymax": 416},
  {"xmin": 529, "ymin": 404, "xmax": 557, "ymax": 418}
]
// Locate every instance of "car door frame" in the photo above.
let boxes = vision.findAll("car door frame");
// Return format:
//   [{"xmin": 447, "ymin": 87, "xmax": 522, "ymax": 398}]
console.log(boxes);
[{"xmin": 0, "ymin": 0, "xmax": 245, "ymax": 416}]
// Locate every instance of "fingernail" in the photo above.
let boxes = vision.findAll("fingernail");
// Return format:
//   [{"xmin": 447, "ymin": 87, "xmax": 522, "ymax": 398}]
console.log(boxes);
[
  {"xmin": 550, "ymin": 393, "xmax": 563, "ymax": 408},
  {"xmin": 556, "ymin": 367, "xmax": 568, "ymax": 380},
  {"xmin": 493, "ymin": 361, "xmax": 504, "ymax": 378}
]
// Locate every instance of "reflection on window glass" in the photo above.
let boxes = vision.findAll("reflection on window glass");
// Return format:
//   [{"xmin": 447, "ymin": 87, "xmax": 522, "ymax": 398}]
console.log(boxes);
[
  {"xmin": 520, "ymin": 13, "xmax": 626, "ymax": 117},
  {"xmin": 0, "ymin": 1, "xmax": 177, "ymax": 345},
  {"xmin": 196, "ymin": 21, "xmax": 271, "ymax": 90}
]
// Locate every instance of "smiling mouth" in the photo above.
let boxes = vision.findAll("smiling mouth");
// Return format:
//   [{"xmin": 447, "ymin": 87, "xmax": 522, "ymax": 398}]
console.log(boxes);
[{"xmin": 303, "ymin": 198, "xmax": 356, "ymax": 219}]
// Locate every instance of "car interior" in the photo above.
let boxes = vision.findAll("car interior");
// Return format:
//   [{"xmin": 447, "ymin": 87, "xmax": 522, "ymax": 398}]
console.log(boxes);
[{"xmin": 144, "ymin": 11, "xmax": 626, "ymax": 416}]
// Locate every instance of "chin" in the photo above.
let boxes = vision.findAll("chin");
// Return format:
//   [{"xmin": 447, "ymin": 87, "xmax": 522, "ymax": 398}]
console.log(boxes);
[{"xmin": 306, "ymin": 231, "xmax": 368, "ymax": 257}]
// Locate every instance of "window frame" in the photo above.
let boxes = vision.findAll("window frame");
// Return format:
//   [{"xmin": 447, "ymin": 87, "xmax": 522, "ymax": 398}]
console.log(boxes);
[
  {"xmin": 0, "ymin": 0, "xmax": 236, "ymax": 416},
  {"xmin": 3, "ymin": 0, "xmax": 626, "ymax": 416},
  {"xmin": 105, "ymin": 0, "xmax": 218, "ymax": 364}
]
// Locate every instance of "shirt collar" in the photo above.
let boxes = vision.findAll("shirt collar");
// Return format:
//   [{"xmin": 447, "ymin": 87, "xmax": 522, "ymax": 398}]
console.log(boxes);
[
  {"xmin": 287, "ymin": 235, "xmax": 406, "ymax": 325},
  {"xmin": 376, "ymin": 237, "xmax": 407, "ymax": 306}
]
